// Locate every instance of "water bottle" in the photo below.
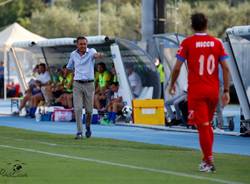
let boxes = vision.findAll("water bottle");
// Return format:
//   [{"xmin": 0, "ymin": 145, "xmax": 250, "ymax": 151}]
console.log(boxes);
[{"xmin": 35, "ymin": 109, "xmax": 41, "ymax": 122}]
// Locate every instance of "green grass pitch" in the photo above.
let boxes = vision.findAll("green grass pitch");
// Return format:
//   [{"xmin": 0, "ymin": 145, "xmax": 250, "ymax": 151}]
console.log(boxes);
[{"xmin": 0, "ymin": 126, "xmax": 249, "ymax": 184}]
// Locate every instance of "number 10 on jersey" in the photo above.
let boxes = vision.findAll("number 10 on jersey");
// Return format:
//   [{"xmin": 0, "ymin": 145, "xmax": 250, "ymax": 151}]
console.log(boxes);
[{"xmin": 198, "ymin": 54, "xmax": 215, "ymax": 75}]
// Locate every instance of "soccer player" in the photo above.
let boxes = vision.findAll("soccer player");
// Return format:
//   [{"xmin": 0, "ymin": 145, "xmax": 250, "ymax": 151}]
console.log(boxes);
[{"xmin": 169, "ymin": 13, "xmax": 230, "ymax": 172}]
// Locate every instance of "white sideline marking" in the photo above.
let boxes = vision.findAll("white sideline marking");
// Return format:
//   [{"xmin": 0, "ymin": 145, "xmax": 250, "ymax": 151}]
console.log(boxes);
[
  {"xmin": 15, "ymin": 138, "xmax": 57, "ymax": 146},
  {"xmin": 0, "ymin": 136, "xmax": 57, "ymax": 146},
  {"xmin": 0, "ymin": 144, "xmax": 244, "ymax": 184}
]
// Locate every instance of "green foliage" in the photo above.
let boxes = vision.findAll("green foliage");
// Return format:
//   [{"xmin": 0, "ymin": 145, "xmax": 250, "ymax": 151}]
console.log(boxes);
[
  {"xmin": 22, "ymin": 0, "xmax": 45, "ymax": 17},
  {"xmin": 70, "ymin": 0, "xmax": 96, "ymax": 12},
  {"xmin": 166, "ymin": 1, "xmax": 250, "ymax": 37},
  {"xmin": 98, "ymin": 2, "xmax": 141, "ymax": 39},
  {"xmin": 0, "ymin": 0, "xmax": 24, "ymax": 29},
  {"xmin": 70, "ymin": 0, "xmax": 140, "ymax": 12},
  {"xmin": 54, "ymin": 0, "xmax": 71, "ymax": 8},
  {"xmin": 0, "ymin": 0, "xmax": 250, "ymax": 39},
  {"xmin": 166, "ymin": 2, "xmax": 192, "ymax": 35},
  {"xmin": 28, "ymin": 1, "xmax": 141, "ymax": 39},
  {"xmin": 28, "ymin": 6, "xmax": 89, "ymax": 38},
  {"xmin": 0, "ymin": 0, "xmax": 45, "ymax": 30},
  {"xmin": 118, "ymin": 3, "xmax": 141, "ymax": 40}
]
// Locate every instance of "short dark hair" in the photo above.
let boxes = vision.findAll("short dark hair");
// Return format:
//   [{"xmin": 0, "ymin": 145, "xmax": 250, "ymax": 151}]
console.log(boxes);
[
  {"xmin": 39, "ymin": 63, "xmax": 46, "ymax": 68},
  {"xmin": 111, "ymin": 81, "xmax": 119, "ymax": 86},
  {"xmin": 76, "ymin": 36, "xmax": 88, "ymax": 43},
  {"xmin": 97, "ymin": 62, "xmax": 106, "ymax": 70},
  {"xmin": 34, "ymin": 64, "xmax": 40, "ymax": 69},
  {"xmin": 191, "ymin": 13, "xmax": 208, "ymax": 31}
]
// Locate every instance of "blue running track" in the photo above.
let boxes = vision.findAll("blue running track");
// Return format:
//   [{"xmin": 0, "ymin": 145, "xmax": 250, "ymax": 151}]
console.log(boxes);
[{"xmin": 0, "ymin": 115, "xmax": 249, "ymax": 156}]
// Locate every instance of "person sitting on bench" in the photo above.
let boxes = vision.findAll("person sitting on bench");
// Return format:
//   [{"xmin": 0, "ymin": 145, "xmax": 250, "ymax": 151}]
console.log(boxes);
[
  {"xmin": 106, "ymin": 82, "xmax": 124, "ymax": 124},
  {"xmin": 165, "ymin": 90, "xmax": 187, "ymax": 125}
]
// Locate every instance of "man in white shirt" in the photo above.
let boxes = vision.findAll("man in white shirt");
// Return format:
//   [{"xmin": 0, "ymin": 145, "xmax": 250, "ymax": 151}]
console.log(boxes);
[
  {"xmin": 36, "ymin": 65, "xmax": 51, "ymax": 85},
  {"xmin": 29, "ymin": 63, "xmax": 51, "ymax": 117},
  {"xmin": 126, "ymin": 65, "xmax": 142, "ymax": 98},
  {"xmin": 67, "ymin": 36, "xmax": 104, "ymax": 139},
  {"xmin": 18, "ymin": 63, "xmax": 51, "ymax": 117}
]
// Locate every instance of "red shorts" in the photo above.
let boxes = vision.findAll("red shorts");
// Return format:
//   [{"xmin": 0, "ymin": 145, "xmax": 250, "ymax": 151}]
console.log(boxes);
[{"xmin": 187, "ymin": 95, "xmax": 218, "ymax": 126}]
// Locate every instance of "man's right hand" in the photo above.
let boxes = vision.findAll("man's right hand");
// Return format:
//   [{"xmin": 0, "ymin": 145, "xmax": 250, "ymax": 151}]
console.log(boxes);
[{"xmin": 168, "ymin": 84, "xmax": 176, "ymax": 95}]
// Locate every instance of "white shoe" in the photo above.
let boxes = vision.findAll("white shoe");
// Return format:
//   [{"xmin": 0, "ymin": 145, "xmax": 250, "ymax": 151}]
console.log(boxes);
[
  {"xmin": 19, "ymin": 108, "xmax": 27, "ymax": 117},
  {"xmin": 199, "ymin": 161, "xmax": 206, "ymax": 170},
  {"xmin": 214, "ymin": 127, "xmax": 224, "ymax": 133},
  {"xmin": 199, "ymin": 163, "xmax": 216, "ymax": 173}
]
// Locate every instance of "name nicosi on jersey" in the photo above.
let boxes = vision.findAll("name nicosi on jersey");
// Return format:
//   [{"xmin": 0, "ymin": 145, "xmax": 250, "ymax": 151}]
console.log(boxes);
[{"xmin": 196, "ymin": 41, "xmax": 215, "ymax": 48}]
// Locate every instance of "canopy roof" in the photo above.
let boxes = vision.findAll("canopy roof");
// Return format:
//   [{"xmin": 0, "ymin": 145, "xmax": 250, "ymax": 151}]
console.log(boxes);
[
  {"xmin": 0, "ymin": 22, "xmax": 46, "ymax": 47},
  {"xmin": 12, "ymin": 36, "xmax": 109, "ymax": 48}
]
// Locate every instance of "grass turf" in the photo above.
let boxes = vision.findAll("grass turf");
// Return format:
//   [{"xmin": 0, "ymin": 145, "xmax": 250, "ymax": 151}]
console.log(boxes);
[{"xmin": 0, "ymin": 126, "xmax": 249, "ymax": 184}]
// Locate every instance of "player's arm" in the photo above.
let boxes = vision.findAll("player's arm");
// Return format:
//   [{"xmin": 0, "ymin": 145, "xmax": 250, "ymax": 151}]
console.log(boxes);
[
  {"xmin": 94, "ymin": 52, "xmax": 104, "ymax": 59},
  {"xmin": 220, "ymin": 60, "xmax": 230, "ymax": 105},
  {"xmin": 169, "ymin": 60, "xmax": 184, "ymax": 95},
  {"xmin": 66, "ymin": 53, "xmax": 74, "ymax": 72},
  {"xmin": 220, "ymin": 61, "xmax": 230, "ymax": 93}
]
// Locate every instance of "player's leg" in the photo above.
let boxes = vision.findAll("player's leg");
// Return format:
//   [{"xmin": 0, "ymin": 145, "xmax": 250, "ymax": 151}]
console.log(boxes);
[
  {"xmin": 110, "ymin": 102, "xmax": 123, "ymax": 123},
  {"xmin": 83, "ymin": 82, "xmax": 95, "ymax": 138},
  {"xmin": 207, "ymin": 96, "xmax": 219, "ymax": 166},
  {"xmin": 189, "ymin": 98, "xmax": 215, "ymax": 172},
  {"xmin": 208, "ymin": 123, "xmax": 214, "ymax": 160},
  {"xmin": 197, "ymin": 122, "xmax": 213, "ymax": 162},
  {"xmin": 73, "ymin": 81, "xmax": 84, "ymax": 139},
  {"xmin": 66, "ymin": 93, "xmax": 73, "ymax": 108},
  {"xmin": 197, "ymin": 97, "xmax": 218, "ymax": 172}
]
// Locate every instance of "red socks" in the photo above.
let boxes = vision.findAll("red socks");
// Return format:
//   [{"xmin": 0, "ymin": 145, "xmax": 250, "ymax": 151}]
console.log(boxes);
[{"xmin": 197, "ymin": 124, "xmax": 214, "ymax": 164}]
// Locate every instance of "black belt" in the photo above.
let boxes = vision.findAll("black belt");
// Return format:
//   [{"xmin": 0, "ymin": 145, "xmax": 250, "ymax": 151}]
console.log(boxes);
[{"xmin": 75, "ymin": 80, "xmax": 94, "ymax": 84}]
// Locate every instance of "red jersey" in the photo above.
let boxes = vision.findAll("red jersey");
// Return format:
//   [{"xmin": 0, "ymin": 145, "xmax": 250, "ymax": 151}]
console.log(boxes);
[{"xmin": 176, "ymin": 33, "xmax": 228, "ymax": 97}]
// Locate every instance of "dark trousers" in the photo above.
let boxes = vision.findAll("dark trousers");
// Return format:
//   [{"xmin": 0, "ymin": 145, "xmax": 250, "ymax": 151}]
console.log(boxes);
[{"xmin": 0, "ymin": 78, "xmax": 4, "ymax": 98}]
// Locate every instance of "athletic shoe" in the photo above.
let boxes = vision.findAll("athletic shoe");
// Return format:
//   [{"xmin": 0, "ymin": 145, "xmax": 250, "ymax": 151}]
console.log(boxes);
[
  {"xmin": 100, "ymin": 117, "xmax": 110, "ymax": 125},
  {"xmin": 19, "ymin": 108, "xmax": 27, "ymax": 117},
  {"xmin": 74, "ymin": 132, "xmax": 83, "ymax": 140},
  {"xmin": 85, "ymin": 127, "xmax": 91, "ymax": 138},
  {"xmin": 170, "ymin": 118, "xmax": 183, "ymax": 125},
  {"xmin": 199, "ymin": 163, "xmax": 216, "ymax": 173},
  {"xmin": 199, "ymin": 161, "xmax": 207, "ymax": 170},
  {"xmin": 214, "ymin": 127, "xmax": 224, "ymax": 133},
  {"xmin": 12, "ymin": 111, "xmax": 20, "ymax": 116}
]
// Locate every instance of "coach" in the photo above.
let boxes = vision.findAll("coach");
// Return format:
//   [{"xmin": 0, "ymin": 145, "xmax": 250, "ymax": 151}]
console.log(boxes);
[{"xmin": 67, "ymin": 36, "xmax": 103, "ymax": 139}]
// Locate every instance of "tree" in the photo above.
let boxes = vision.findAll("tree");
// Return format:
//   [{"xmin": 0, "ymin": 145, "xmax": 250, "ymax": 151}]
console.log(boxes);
[
  {"xmin": 0, "ymin": 0, "xmax": 45, "ymax": 30},
  {"xmin": 166, "ymin": 1, "xmax": 250, "ymax": 37},
  {"xmin": 0, "ymin": 0, "xmax": 24, "ymax": 29},
  {"xmin": 28, "ymin": 6, "xmax": 89, "ymax": 37},
  {"xmin": 2, "ymin": 0, "xmax": 249, "ymax": 40},
  {"xmin": 28, "ymin": 1, "xmax": 141, "ymax": 40}
]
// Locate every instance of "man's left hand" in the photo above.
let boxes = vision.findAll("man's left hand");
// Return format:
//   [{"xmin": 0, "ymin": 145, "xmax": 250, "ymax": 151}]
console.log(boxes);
[{"xmin": 222, "ymin": 92, "xmax": 230, "ymax": 106}]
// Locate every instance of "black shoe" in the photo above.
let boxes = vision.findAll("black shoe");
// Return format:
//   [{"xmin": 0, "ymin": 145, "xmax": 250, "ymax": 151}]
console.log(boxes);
[
  {"xmin": 85, "ymin": 127, "xmax": 91, "ymax": 138},
  {"xmin": 74, "ymin": 132, "xmax": 83, "ymax": 140},
  {"xmin": 211, "ymin": 164, "xmax": 216, "ymax": 173},
  {"xmin": 12, "ymin": 111, "xmax": 20, "ymax": 116},
  {"xmin": 240, "ymin": 133, "xmax": 250, "ymax": 137},
  {"xmin": 171, "ymin": 119, "xmax": 182, "ymax": 125}
]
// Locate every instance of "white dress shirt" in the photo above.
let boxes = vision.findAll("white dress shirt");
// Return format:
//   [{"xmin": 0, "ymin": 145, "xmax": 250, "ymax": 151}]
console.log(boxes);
[{"xmin": 66, "ymin": 48, "xmax": 97, "ymax": 80}]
